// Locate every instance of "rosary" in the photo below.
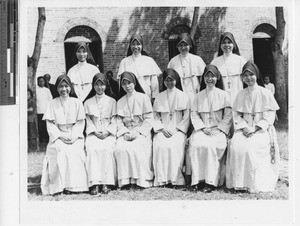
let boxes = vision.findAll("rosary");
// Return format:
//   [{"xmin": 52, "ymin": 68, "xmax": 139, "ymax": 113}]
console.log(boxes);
[
  {"xmin": 95, "ymin": 95, "xmax": 104, "ymax": 130},
  {"xmin": 223, "ymin": 55, "xmax": 232, "ymax": 90},
  {"xmin": 206, "ymin": 89, "xmax": 213, "ymax": 125}
]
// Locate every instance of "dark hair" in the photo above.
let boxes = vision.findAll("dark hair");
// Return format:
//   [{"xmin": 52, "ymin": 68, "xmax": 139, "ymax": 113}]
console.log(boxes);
[
  {"xmin": 53, "ymin": 74, "xmax": 77, "ymax": 98},
  {"xmin": 27, "ymin": 88, "xmax": 34, "ymax": 98},
  {"xmin": 74, "ymin": 41, "xmax": 97, "ymax": 66},
  {"xmin": 117, "ymin": 71, "xmax": 145, "ymax": 100},
  {"xmin": 200, "ymin": 64, "xmax": 224, "ymax": 91},
  {"xmin": 217, "ymin": 32, "xmax": 241, "ymax": 56},
  {"xmin": 241, "ymin": 61, "xmax": 265, "ymax": 88},
  {"xmin": 83, "ymin": 72, "xmax": 116, "ymax": 103},
  {"xmin": 126, "ymin": 35, "xmax": 149, "ymax": 57},
  {"xmin": 37, "ymin": 76, "xmax": 46, "ymax": 82},
  {"xmin": 161, "ymin": 68, "xmax": 183, "ymax": 91},
  {"xmin": 106, "ymin": 70, "xmax": 113, "ymax": 77}
]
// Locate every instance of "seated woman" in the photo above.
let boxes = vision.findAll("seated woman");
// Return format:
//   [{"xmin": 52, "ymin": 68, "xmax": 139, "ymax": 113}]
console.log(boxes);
[
  {"xmin": 114, "ymin": 71, "xmax": 154, "ymax": 189},
  {"xmin": 226, "ymin": 61, "xmax": 280, "ymax": 193},
  {"xmin": 188, "ymin": 65, "xmax": 232, "ymax": 193},
  {"xmin": 152, "ymin": 68, "xmax": 190, "ymax": 187},
  {"xmin": 84, "ymin": 73, "xmax": 117, "ymax": 195},
  {"xmin": 41, "ymin": 74, "xmax": 88, "ymax": 195}
]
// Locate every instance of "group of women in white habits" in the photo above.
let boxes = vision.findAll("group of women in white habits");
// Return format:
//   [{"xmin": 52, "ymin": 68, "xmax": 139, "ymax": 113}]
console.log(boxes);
[{"xmin": 40, "ymin": 32, "xmax": 280, "ymax": 196}]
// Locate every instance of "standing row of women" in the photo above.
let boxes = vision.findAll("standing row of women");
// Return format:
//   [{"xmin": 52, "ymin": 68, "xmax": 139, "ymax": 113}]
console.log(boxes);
[{"xmin": 40, "ymin": 31, "xmax": 280, "ymax": 196}]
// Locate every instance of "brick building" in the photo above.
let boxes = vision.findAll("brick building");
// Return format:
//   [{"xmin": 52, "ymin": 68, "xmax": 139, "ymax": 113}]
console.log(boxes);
[{"xmin": 26, "ymin": 7, "xmax": 288, "ymax": 85}]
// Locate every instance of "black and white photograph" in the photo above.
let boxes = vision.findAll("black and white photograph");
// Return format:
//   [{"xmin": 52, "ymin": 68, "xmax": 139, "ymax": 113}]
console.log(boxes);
[{"xmin": 0, "ymin": 0, "xmax": 298, "ymax": 225}]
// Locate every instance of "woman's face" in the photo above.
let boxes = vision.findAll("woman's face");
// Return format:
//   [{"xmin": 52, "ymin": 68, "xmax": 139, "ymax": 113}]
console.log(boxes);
[
  {"xmin": 94, "ymin": 80, "xmax": 106, "ymax": 95},
  {"xmin": 76, "ymin": 47, "xmax": 88, "ymax": 62},
  {"xmin": 164, "ymin": 76, "xmax": 176, "ymax": 90},
  {"xmin": 221, "ymin": 37, "xmax": 234, "ymax": 54},
  {"xmin": 38, "ymin": 78, "xmax": 45, "ymax": 87},
  {"xmin": 130, "ymin": 40, "xmax": 142, "ymax": 55},
  {"xmin": 121, "ymin": 79, "xmax": 135, "ymax": 94},
  {"xmin": 57, "ymin": 80, "xmax": 71, "ymax": 98},
  {"xmin": 177, "ymin": 41, "xmax": 190, "ymax": 55},
  {"xmin": 204, "ymin": 71, "xmax": 217, "ymax": 88},
  {"xmin": 242, "ymin": 70, "xmax": 257, "ymax": 87}
]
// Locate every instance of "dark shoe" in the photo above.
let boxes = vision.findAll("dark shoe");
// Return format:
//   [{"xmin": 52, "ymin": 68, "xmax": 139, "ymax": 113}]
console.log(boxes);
[
  {"xmin": 90, "ymin": 185, "xmax": 99, "ymax": 195},
  {"xmin": 63, "ymin": 189, "xmax": 72, "ymax": 195},
  {"xmin": 101, "ymin": 185, "xmax": 110, "ymax": 194},
  {"xmin": 121, "ymin": 184, "xmax": 131, "ymax": 190},
  {"xmin": 203, "ymin": 185, "xmax": 215, "ymax": 193},
  {"xmin": 190, "ymin": 185, "xmax": 198, "ymax": 192},
  {"xmin": 166, "ymin": 183, "xmax": 174, "ymax": 188},
  {"xmin": 197, "ymin": 182, "xmax": 205, "ymax": 190}
]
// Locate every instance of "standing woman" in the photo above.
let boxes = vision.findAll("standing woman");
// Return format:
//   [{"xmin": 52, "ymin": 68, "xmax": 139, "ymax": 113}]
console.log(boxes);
[
  {"xmin": 188, "ymin": 65, "xmax": 232, "ymax": 192},
  {"xmin": 152, "ymin": 68, "xmax": 190, "ymax": 187},
  {"xmin": 226, "ymin": 62, "xmax": 280, "ymax": 193},
  {"xmin": 84, "ymin": 73, "xmax": 117, "ymax": 195},
  {"xmin": 67, "ymin": 41, "xmax": 100, "ymax": 102},
  {"xmin": 211, "ymin": 32, "xmax": 247, "ymax": 105},
  {"xmin": 114, "ymin": 71, "xmax": 154, "ymax": 189},
  {"xmin": 117, "ymin": 35, "xmax": 161, "ymax": 101},
  {"xmin": 41, "ymin": 75, "xmax": 88, "ymax": 195},
  {"xmin": 168, "ymin": 33, "xmax": 206, "ymax": 103}
]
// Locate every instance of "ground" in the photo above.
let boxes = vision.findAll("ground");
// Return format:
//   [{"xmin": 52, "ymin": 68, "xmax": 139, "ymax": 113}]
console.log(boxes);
[{"xmin": 27, "ymin": 119, "xmax": 289, "ymax": 201}]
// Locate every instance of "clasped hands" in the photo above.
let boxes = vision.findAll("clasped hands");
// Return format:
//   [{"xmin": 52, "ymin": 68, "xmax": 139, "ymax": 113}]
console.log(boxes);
[
  {"xmin": 158, "ymin": 128, "xmax": 180, "ymax": 138},
  {"xmin": 124, "ymin": 131, "xmax": 140, "ymax": 141},
  {"xmin": 202, "ymin": 127, "xmax": 221, "ymax": 136},
  {"xmin": 241, "ymin": 126, "xmax": 260, "ymax": 138},
  {"xmin": 94, "ymin": 131, "xmax": 110, "ymax": 139},
  {"xmin": 59, "ymin": 135, "xmax": 78, "ymax": 144}
]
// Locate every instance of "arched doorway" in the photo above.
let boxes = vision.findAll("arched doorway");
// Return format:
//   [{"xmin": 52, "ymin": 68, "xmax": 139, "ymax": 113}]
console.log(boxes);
[
  {"xmin": 252, "ymin": 23, "xmax": 276, "ymax": 82},
  {"xmin": 64, "ymin": 25, "xmax": 103, "ymax": 73}
]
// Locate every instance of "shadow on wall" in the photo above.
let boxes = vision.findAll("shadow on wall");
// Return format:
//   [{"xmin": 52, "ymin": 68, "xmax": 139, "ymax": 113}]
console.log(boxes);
[
  {"xmin": 103, "ymin": 7, "xmax": 187, "ymax": 78},
  {"xmin": 198, "ymin": 7, "xmax": 227, "ymax": 64},
  {"xmin": 103, "ymin": 7, "xmax": 228, "ymax": 83}
]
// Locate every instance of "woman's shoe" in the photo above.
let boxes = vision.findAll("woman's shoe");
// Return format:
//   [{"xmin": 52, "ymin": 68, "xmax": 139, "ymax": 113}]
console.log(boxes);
[
  {"xmin": 102, "ymin": 185, "xmax": 110, "ymax": 194},
  {"xmin": 203, "ymin": 184, "xmax": 215, "ymax": 193},
  {"xmin": 90, "ymin": 185, "xmax": 99, "ymax": 195},
  {"xmin": 197, "ymin": 182, "xmax": 205, "ymax": 190}
]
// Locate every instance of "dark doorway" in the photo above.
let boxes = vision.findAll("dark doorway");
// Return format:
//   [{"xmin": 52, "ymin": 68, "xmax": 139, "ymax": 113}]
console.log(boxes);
[
  {"xmin": 64, "ymin": 26, "xmax": 103, "ymax": 73},
  {"xmin": 252, "ymin": 37, "xmax": 275, "ymax": 83}
]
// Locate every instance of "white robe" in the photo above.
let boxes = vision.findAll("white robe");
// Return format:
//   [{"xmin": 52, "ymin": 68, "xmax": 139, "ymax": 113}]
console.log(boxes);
[
  {"xmin": 226, "ymin": 85, "xmax": 280, "ymax": 192},
  {"xmin": 152, "ymin": 88, "xmax": 190, "ymax": 186},
  {"xmin": 211, "ymin": 53, "xmax": 247, "ymax": 105},
  {"xmin": 114, "ymin": 91, "xmax": 154, "ymax": 188},
  {"xmin": 67, "ymin": 61, "xmax": 100, "ymax": 101},
  {"xmin": 189, "ymin": 87, "xmax": 232, "ymax": 187},
  {"xmin": 168, "ymin": 53, "xmax": 206, "ymax": 103},
  {"xmin": 117, "ymin": 54, "xmax": 161, "ymax": 99},
  {"xmin": 84, "ymin": 94, "xmax": 117, "ymax": 187},
  {"xmin": 40, "ymin": 97, "xmax": 88, "ymax": 195}
]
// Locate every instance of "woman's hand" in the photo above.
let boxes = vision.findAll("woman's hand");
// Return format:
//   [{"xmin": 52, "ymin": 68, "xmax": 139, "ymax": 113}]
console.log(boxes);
[
  {"xmin": 210, "ymin": 128, "xmax": 221, "ymax": 136},
  {"xmin": 59, "ymin": 135, "xmax": 71, "ymax": 144},
  {"xmin": 242, "ymin": 127, "xmax": 254, "ymax": 138},
  {"xmin": 162, "ymin": 129, "xmax": 174, "ymax": 138},
  {"xmin": 202, "ymin": 128, "xmax": 212, "ymax": 136},
  {"xmin": 98, "ymin": 131, "xmax": 110, "ymax": 139},
  {"xmin": 66, "ymin": 137, "xmax": 78, "ymax": 144},
  {"xmin": 124, "ymin": 131, "xmax": 140, "ymax": 141}
]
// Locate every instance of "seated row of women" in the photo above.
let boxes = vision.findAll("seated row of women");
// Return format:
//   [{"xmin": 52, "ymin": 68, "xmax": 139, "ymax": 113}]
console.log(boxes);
[{"xmin": 40, "ymin": 62, "xmax": 280, "ymax": 196}]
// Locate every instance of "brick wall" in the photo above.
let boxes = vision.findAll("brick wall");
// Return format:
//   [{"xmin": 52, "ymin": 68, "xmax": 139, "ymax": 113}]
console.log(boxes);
[{"xmin": 26, "ymin": 7, "xmax": 287, "ymax": 84}]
